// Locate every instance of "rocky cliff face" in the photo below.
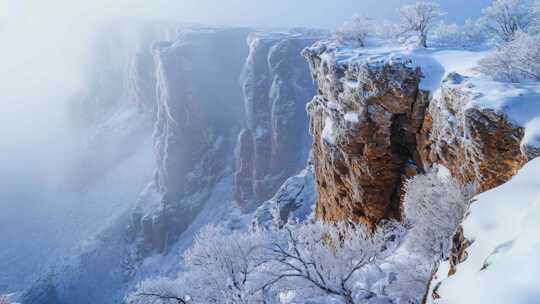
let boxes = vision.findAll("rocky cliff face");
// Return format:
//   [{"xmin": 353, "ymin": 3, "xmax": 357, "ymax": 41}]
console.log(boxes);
[
  {"xmin": 303, "ymin": 42, "xmax": 537, "ymax": 227},
  {"xmin": 131, "ymin": 28, "xmax": 250, "ymax": 253},
  {"xmin": 233, "ymin": 32, "xmax": 322, "ymax": 211},
  {"xmin": 127, "ymin": 25, "xmax": 175, "ymax": 114},
  {"xmin": 303, "ymin": 42, "xmax": 429, "ymax": 227},
  {"xmin": 418, "ymin": 73, "xmax": 539, "ymax": 193},
  {"xmin": 15, "ymin": 27, "xmax": 334, "ymax": 304}
]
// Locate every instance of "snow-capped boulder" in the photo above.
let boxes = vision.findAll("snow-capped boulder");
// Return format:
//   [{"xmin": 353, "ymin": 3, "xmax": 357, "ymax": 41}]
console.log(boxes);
[
  {"xmin": 252, "ymin": 164, "xmax": 316, "ymax": 229},
  {"xmin": 233, "ymin": 31, "xmax": 323, "ymax": 212}
]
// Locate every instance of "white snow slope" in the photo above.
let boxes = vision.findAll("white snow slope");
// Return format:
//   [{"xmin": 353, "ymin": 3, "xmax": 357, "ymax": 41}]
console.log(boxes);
[{"xmin": 432, "ymin": 157, "xmax": 540, "ymax": 304}]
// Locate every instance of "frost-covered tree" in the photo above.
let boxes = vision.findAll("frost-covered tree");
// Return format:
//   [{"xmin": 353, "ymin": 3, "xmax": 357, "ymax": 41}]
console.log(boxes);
[
  {"xmin": 531, "ymin": 1, "xmax": 540, "ymax": 35},
  {"xmin": 402, "ymin": 171, "xmax": 469, "ymax": 259},
  {"xmin": 398, "ymin": 1, "xmax": 445, "ymax": 47},
  {"xmin": 479, "ymin": 0, "xmax": 534, "ymax": 44},
  {"xmin": 261, "ymin": 221, "xmax": 404, "ymax": 304},
  {"xmin": 0, "ymin": 296, "xmax": 10, "ymax": 304},
  {"xmin": 431, "ymin": 21, "xmax": 462, "ymax": 46},
  {"xmin": 332, "ymin": 15, "xmax": 373, "ymax": 46},
  {"xmin": 127, "ymin": 225, "xmax": 272, "ymax": 304},
  {"xmin": 183, "ymin": 225, "xmax": 271, "ymax": 303},
  {"xmin": 431, "ymin": 20, "xmax": 486, "ymax": 47},
  {"xmin": 127, "ymin": 221, "xmax": 405, "ymax": 304},
  {"xmin": 372, "ymin": 20, "xmax": 401, "ymax": 42},
  {"xmin": 462, "ymin": 18, "xmax": 488, "ymax": 45},
  {"xmin": 477, "ymin": 31, "xmax": 540, "ymax": 82},
  {"xmin": 126, "ymin": 277, "xmax": 191, "ymax": 304}
]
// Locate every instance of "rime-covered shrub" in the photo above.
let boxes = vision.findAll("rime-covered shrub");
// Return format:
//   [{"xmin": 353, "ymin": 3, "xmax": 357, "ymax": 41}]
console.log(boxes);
[
  {"xmin": 479, "ymin": 0, "xmax": 534, "ymax": 44},
  {"xmin": 431, "ymin": 20, "xmax": 486, "ymax": 47},
  {"xmin": 332, "ymin": 15, "xmax": 373, "ymax": 46},
  {"xmin": 372, "ymin": 20, "xmax": 402, "ymax": 42},
  {"xmin": 398, "ymin": 1, "xmax": 445, "ymax": 47},
  {"xmin": 477, "ymin": 31, "xmax": 540, "ymax": 82},
  {"xmin": 402, "ymin": 171, "xmax": 469, "ymax": 259},
  {"xmin": 530, "ymin": 1, "xmax": 540, "ymax": 35},
  {"xmin": 262, "ymin": 221, "xmax": 404, "ymax": 304},
  {"xmin": 126, "ymin": 221, "xmax": 405, "ymax": 304},
  {"xmin": 126, "ymin": 276, "xmax": 192, "ymax": 304},
  {"xmin": 127, "ymin": 225, "xmax": 272, "ymax": 304}
]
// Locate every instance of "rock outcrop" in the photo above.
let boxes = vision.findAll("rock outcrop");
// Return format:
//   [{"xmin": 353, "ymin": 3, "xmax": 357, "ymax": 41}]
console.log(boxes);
[
  {"xmin": 252, "ymin": 164, "xmax": 316, "ymax": 229},
  {"xmin": 418, "ymin": 73, "xmax": 538, "ymax": 193},
  {"xmin": 303, "ymin": 42, "xmax": 538, "ymax": 227},
  {"xmin": 303, "ymin": 43, "xmax": 429, "ymax": 227},
  {"xmin": 233, "ymin": 32, "xmax": 322, "ymax": 211}
]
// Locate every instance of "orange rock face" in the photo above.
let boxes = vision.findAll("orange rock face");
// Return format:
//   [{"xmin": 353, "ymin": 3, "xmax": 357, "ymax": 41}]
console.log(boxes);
[
  {"xmin": 304, "ymin": 44, "xmax": 535, "ymax": 227},
  {"xmin": 417, "ymin": 73, "xmax": 532, "ymax": 194},
  {"xmin": 303, "ymin": 44, "xmax": 429, "ymax": 227}
]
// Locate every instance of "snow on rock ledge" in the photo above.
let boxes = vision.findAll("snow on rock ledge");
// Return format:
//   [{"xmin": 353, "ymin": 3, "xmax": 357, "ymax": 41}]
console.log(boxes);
[{"xmin": 418, "ymin": 74, "xmax": 540, "ymax": 194}]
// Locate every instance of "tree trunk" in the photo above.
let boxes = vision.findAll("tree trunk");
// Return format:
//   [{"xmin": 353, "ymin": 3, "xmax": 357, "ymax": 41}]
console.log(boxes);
[{"xmin": 420, "ymin": 33, "xmax": 428, "ymax": 48}]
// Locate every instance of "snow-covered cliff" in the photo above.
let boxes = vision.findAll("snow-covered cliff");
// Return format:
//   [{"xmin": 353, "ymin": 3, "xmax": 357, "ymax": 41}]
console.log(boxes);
[
  {"xmin": 11, "ymin": 23, "xmax": 540, "ymax": 304},
  {"xmin": 233, "ymin": 31, "xmax": 323, "ymax": 212},
  {"xmin": 131, "ymin": 28, "xmax": 251, "ymax": 254},
  {"xmin": 303, "ymin": 41, "xmax": 540, "ymax": 227},
  {"xmin": 303, "ymin": 42, "xmax": 429, "ymax": 227},
  {"xmin": 14, "ymin": 26, "xmax": 324, "ymax": 304}
]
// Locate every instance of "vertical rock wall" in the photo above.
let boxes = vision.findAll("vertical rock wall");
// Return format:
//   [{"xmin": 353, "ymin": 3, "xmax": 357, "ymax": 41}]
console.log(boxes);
[
  {"xmin": 137, "ymin": 28, "xmax": 250, "ymax": 252},
  {"xmin": 303, "ymin": 43, "xmax": 428, "ymax": 227},
  {"xmin": 234, "ymin": 32, "xmax": 321, "ymax": 211}
]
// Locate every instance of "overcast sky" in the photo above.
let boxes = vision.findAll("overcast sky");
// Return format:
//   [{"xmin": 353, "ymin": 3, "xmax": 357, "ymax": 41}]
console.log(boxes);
[{"xmin": 2, "ymin": 0, "xmax": 493, "ymax": 30}]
